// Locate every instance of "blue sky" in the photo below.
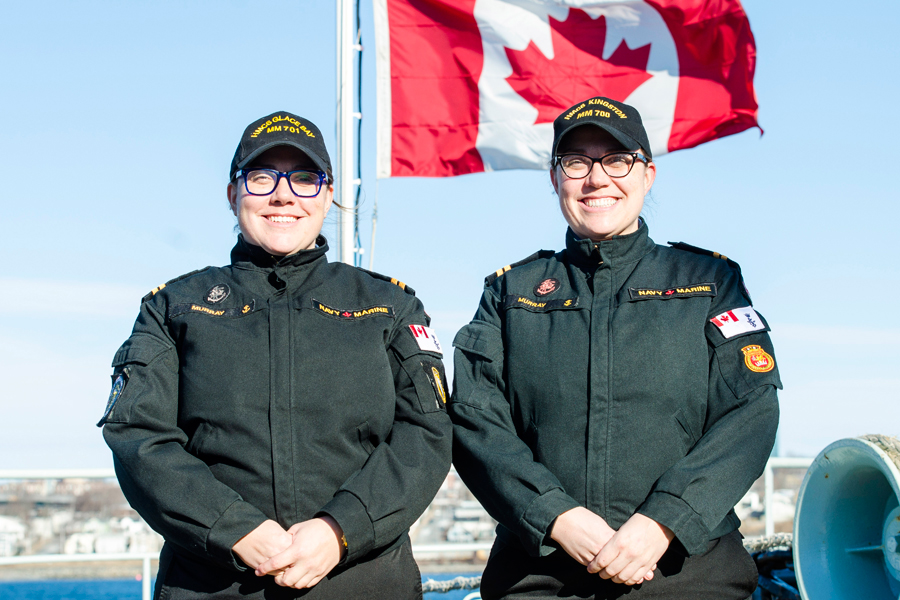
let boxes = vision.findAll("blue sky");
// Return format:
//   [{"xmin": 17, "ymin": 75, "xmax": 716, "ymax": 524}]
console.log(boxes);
[{"xmin": 1, "ymin": 0, "xmax": 897, "ymax": 468}]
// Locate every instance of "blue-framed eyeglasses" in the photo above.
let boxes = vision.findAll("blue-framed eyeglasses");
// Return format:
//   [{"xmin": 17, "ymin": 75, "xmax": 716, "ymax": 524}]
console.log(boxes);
[
  {"xmin": 555, "ymin": 152, "xmax": 649, "ymax": 179},
  {"xmin": 238, "ymin": 169, "xmax": 327, "ymax": 197}
]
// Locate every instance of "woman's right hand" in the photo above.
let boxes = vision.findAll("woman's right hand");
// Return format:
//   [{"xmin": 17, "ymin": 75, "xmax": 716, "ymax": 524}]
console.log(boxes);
[
  {"xmin": 232, "ymin": 520, "xmax": 293, "ymax": 570},
  {"xmin": 549, "ymin": 507, "xmax": 654, "ymax": 585},
  {"xmin": 550, "ymin": 507, "xmax": 616, "ymax": 565}
]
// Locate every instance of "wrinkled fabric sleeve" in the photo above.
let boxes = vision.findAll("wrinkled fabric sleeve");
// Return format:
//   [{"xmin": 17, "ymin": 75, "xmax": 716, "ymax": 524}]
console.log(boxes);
[
  {"xmin": 448, "ymin": 289, "xmax": 580, "ymax": 557},
  {"xmin": 318, "ymin": 296, "xmax": 453, "ymax": 563},
  {"xmin": 102, "ymin": 299, "xmax": 268, "ymax": 571},
  {"xmin": 637, "ymin": 268, "xmax": 781, "ymax": 556}
]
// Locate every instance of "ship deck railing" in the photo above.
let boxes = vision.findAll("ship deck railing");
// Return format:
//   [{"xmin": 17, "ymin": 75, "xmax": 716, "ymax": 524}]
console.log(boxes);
[{"xmin": 0, "ymin": 458, "xmax": 813, "ymax": 600}]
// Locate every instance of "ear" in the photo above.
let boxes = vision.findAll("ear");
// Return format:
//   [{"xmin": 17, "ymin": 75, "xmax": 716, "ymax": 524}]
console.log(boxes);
[
  {"xmin": 642, "ymin": 160, "xmax": 657, "ymax": 193},
  {"xmin": 322, "ymin": 184, "xmax": 334, "ymax": 217},
  {"xmin": 227, "ymin": 182, "xmax": 238, "ymax": 215}
]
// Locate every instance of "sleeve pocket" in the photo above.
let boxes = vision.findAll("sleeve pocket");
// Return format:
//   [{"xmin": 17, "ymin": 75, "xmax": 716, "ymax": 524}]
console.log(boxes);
[
  {"xmin": 451, "ymin": 321, "xmax": 504, "ymax": 410},
  {"xmin": 410, "ymin": 358, "xmax": 449, "ymax": 413},
  {"xmin": 713, "ymin": 331, "xmax": 783, "ymax": 399},
  {"xmin": 103, "ymin": 334, "xmax": 175, "ymax": 425}
]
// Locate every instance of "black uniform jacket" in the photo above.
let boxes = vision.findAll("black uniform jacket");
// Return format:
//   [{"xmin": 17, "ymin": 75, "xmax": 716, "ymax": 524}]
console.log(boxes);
[
  {"xmin": 450, "ymin": 223, "xmax": 781, "ymax": 558},
  {"xmin": 102, "ymin": 235, "xmax": 452, "ymax": 574}
]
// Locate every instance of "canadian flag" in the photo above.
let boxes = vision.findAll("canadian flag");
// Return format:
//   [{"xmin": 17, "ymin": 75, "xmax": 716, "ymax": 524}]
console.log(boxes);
[{"xmin": 374, "ymin": 0, "xmax": 760, "ymax": 178}]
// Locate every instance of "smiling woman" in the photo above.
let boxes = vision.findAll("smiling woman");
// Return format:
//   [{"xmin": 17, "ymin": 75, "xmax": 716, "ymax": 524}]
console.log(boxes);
[
  {"xmin": 449, "ymin": 96, "xmax": 782, "ymax": 600},
  {"xmin": 99, "ymin": 111, "xmax": 451, "ymax": 600}
]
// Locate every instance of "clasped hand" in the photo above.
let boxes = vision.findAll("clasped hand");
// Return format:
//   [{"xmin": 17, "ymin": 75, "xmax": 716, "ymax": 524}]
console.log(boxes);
[
  {"xmin": 232, "ymin": 517, "xmax": 345, "ymax": 589},
  {"xmin": 550, "ymin": 508, "xmax": 674, "ymax": 586}
]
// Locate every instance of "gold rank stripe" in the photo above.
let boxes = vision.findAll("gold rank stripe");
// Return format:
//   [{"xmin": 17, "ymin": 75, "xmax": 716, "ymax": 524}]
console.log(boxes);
[
  {"xmin": 150, "ymin": 283, "xmax": 166, "ymax": 296},
  {"xmin": 390, "ymin": 277, "xmax": 407, "ymax": 290},
  {"xmin": 495, "ymin": 265, "xmax": 512, "ymax": 278}
]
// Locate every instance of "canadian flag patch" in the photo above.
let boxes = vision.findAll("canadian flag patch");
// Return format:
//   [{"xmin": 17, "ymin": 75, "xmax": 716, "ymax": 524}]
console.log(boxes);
[
  {"xmin": 409, "ymin": 325, "xmax": 443, "ymax": 354},
  {"xmin": 710, "ymin": 307, "xmax": 765, "ymax": 339}
]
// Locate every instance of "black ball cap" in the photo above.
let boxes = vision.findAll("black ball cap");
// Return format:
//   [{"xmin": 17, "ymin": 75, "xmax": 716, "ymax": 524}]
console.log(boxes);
[
  {"xmin": 552, "ymin": 96, "xmax": 652, "ymax": 160},
  {"xmin": 230, "ymin": 111, "xmax": 333, "ymax": 181}
]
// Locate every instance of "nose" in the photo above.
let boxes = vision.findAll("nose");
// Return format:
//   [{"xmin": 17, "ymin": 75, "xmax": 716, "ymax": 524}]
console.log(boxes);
[
  {"xmin": 271, "ymin": 175, "xmax": 295, "ymax": 203},
  {"xmin": 585, "ymin": 160, "xmax": 612, "ymax": 188}
]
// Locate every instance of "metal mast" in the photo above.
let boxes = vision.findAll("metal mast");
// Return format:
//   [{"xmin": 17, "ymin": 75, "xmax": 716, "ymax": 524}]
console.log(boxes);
[{"xmin": 336, "ymin": 0, "xmax": 361, "ymax": 264}]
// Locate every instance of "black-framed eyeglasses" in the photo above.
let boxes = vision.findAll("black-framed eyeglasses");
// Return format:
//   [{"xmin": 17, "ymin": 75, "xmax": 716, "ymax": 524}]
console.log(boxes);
[
  {"xmin": 554, "ymin": 152, "xmax": 649, "ymax": 179},
  {"xmin": 238, "ymin": 169, "xmax": 327, "ymax": 197}
]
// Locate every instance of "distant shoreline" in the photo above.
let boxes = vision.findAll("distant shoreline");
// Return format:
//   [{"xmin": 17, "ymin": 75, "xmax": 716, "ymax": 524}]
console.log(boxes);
[{"xmin": 0, "ymin": 560, "xmax": 483, "ymax": 581}]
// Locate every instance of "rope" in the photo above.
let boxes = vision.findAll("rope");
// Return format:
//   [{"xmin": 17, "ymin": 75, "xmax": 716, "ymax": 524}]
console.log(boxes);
[
  {"xmin": 422, "ymin": 576, "xmax": 481, "ymax": 593},
  {"xmin": 743, "ymin": 532, "xmax": 793, "ymax": 552},
  {"xmin": 859, "ymin": 434, "xmax": 900, "ymax": 469}
]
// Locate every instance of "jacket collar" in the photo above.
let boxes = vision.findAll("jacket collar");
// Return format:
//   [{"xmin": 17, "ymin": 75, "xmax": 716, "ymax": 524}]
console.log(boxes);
[
  {"xmin": 564, "ymin": 219, "xmax": 655, "ymax": 268},
  {"xmin": 230, "ymin": 234, "xmax": 329, "ymax": 269}
]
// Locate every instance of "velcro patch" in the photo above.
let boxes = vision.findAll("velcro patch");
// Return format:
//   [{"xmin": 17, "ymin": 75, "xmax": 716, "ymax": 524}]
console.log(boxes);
[
  {"xmin": 503, "ymin": 295, "xmax": 578, "ymax": 312},
  {"xmin": 168, "ymin": 301, "xmax": 256, "ymax": 319},
  {"xmin": 422, "ymin": 362, "xmax": 447, "ymax": 409},
  {"xmin": 97, "ymin": 371, "xmax": 128, "ymax": 427},
  {"xmin": 741, "ymin": 345, "xmax": 775, "ymax": 373},
  {"xmin": 409, "ymin": 325, "xmax": 443, "ymax": 354},
  {"xmin": 313, "ymin": 300, "xmax": 395, "ymax": 320},
  {"xmin": 628, "ymin": 283, "xmax": 717, "ymax": 301},
  {"xmin": 710, "ymin": 306, "xmax": 765, "ymax": 338}
]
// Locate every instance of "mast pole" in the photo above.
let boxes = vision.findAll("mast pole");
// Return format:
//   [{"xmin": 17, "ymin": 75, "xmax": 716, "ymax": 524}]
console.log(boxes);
[{"xmin": 336, "ymin": 0, "xmax": 358, "ymax": 264}]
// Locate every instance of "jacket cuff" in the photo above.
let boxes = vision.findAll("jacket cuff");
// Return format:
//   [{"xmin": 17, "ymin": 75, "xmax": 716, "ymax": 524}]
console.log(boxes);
[
  {"xmin": 206, "ymin": 499, "xmax": 269, "ymax": 571},
  {"xmin": 637, "ymin": 492, "xmax": 710, "ymax": 556},
  {"xmin": 319, "ymin": 491, "xmax": 376, "ymax": 563},
  {"xmin": 520, "ymin": 489, "xmax": 581, "ymax": 557}
]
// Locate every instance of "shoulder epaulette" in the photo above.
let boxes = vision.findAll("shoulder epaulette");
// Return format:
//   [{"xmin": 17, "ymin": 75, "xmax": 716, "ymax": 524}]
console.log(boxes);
[
  {"xmin": 668, "ymin": 241, "xmax": 742, "ymax": 270},
  {"xmin": 485, "ymin": 250, "xmax": 556, "ymax": 287},
  {"xmin": 668, "ymin": 241, "xmax": 752, "ymax": 304},
  {"xmin": 141, "ymin": 268, "xmax": 209, "ymax": 303},
  {"xmin": 355, "ymin": 268, "xmax": 417, "ymax": 296}
]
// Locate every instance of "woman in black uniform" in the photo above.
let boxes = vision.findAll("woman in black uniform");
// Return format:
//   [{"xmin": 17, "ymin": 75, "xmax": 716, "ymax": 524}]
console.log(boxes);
[
  {"xmin": 449, "ymin": 97, "xmax": 780, "ymax": 599},
  {"xmin": 100, "ymin": 111, "xmax": 451, "ymax": 599}
]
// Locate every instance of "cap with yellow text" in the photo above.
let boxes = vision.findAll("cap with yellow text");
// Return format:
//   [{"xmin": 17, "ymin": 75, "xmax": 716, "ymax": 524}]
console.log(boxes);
[
  {"xmin": 552, "ymin": 97, "xmax": 652, "ymax": 160},
  {"xmin": 230, "ymin": 111, "xmax": 332, "ymax": 181}
]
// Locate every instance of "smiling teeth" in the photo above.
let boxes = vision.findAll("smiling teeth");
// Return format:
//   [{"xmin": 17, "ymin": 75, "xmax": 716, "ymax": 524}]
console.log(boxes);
[
  {"xmin": 268, "ymin": 216, "xmax": 298, "ymax": 223},
  {"xmin": 585, "ymin": 198, "xmax": 617, "ymax": 208}
]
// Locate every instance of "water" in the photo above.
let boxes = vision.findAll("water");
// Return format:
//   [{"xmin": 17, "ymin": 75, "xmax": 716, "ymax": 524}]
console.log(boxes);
[{"xmin": 0, "ymin": 574, "xmax": 481, "ymax": 600}]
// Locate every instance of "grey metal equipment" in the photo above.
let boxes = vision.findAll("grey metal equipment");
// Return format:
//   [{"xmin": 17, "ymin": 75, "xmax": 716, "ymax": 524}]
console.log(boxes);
[{"xmin": 794, "ymin": 435, "xmax": 900, "ymax": 600}]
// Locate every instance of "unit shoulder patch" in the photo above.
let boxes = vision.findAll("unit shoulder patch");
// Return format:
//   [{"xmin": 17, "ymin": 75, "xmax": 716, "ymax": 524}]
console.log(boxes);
[
  {"xmin": 485, "ymin": 250, "xmax": 557, "ymax": 287},
  {"xmin": 97, "ymin": 370, "xmax": 128, "ymax": 427},
  {"xmin": 741, "ymin": 344, "xmax": 775, "ymax": 373}
]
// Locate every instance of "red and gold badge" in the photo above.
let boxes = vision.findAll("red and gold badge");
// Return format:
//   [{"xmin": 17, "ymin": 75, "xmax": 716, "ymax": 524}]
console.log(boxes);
[{"xmin": 741, "ymin": 345, "xmax": 774, "ymax": 373}]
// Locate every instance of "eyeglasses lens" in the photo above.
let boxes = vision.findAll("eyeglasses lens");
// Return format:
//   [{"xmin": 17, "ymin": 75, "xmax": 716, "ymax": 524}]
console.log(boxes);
[
  {"xmin": 244, "ymin": 170, "xmax": 322, "ymax": 197},
  {"xmin": 560, "ymin": 154, "xmax": 635, "ymax": 179}
]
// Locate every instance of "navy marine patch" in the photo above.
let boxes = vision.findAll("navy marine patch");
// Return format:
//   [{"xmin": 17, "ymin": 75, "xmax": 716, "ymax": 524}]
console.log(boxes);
[
  {"xmin": 313, "ymin": 300, "xmax": 395, "ymax": 320},
  {"xmin": 628, "ymin": 283, "xmax": 717, "ymax": 301}
]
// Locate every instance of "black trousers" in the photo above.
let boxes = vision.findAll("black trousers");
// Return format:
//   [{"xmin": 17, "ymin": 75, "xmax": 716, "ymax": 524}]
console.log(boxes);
[
  {"xmin": 153, "ymin": 537, "xmax": 422, "ymax": 600},
  {"xmin": 479, "ymin": 530, "xmax": 758, "ymax": 600}
]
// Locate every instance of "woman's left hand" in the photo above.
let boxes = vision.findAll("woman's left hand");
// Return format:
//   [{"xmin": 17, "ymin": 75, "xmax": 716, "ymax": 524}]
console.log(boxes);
[
  {"xmin": 255, "ymin": 516, "xmax": 345, "ymax": 588},
  {"xmin": 587, "ymin": 513, "xmax": 674, "ymax": 585}
]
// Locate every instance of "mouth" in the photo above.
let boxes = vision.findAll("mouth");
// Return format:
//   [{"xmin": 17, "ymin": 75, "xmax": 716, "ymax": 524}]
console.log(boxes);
[
  {"xmin": 581, "ymin": 197, "xmax": 618, "ymax": 208},
  {"xmin": 266, "ymin": 215, "xmax": 300, "ymax": 223}
]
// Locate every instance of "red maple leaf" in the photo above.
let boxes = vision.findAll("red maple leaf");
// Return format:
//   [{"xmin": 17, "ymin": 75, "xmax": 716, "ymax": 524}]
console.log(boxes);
[{"xmin": 505, "ymin": 9, "xmax": 653, "ymax": 125}]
